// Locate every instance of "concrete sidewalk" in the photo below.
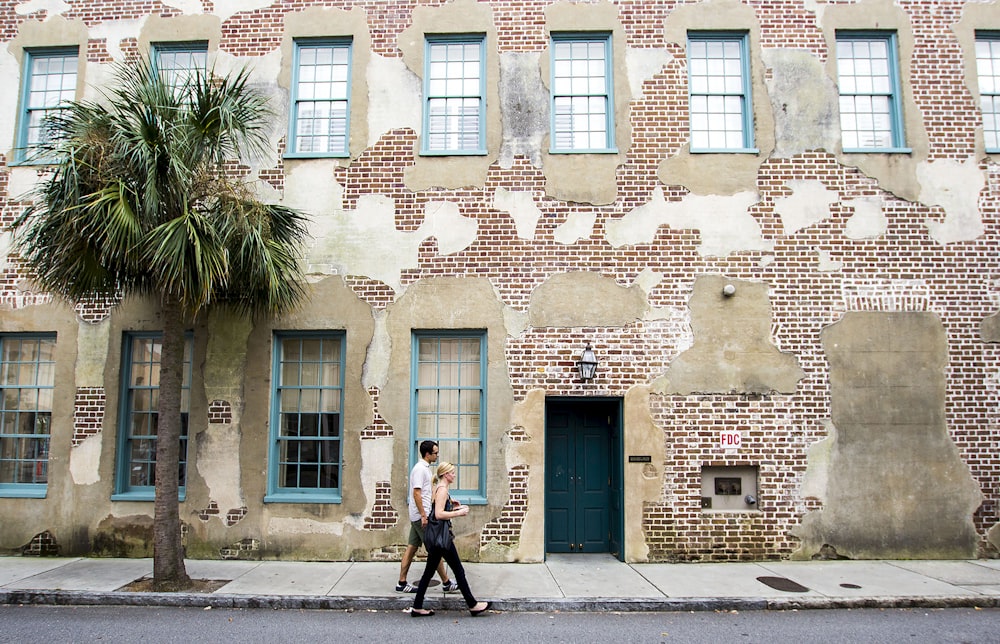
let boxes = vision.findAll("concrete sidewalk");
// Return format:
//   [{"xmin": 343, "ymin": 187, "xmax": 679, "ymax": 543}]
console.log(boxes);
[{"xmin": 2, "ymin": 554, "xmax": 1000, "ymax": 612}]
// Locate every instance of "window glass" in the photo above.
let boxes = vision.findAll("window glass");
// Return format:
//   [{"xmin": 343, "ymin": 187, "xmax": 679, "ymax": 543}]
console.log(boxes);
[
  {"xmin": 412, "ymin": 333, "xmax": 485, "ymax": 497},
  {"xmin": 290, "ymin": 40, "xmax": 351, "ymax": 156},
  {"xmin": 976, "ymin": 34, "xmax": 1000, "ymax": 151},
  {"xmin": 836, "ymin": 33, "xmax": 904, "ymax": 150},
  {"xmin": 269, "ymin": 334, "xmax": 344, "ymax": 500},
  {"xmin": 687, "ymin": 33, "xmax": 753, "ymax": 151},
  {"xmin": 424, "ymin": 36, "xmax": 485, "ymax": 154},
  {"xmin": 153, "ymin": 42, "xmax": 208, "ymax": 86},
  {"xmin": 18, "ymin": 48, "xmax": 78, "ymax": 162},
  {"xmin": 550, "ymin": 34, "xmax": 613, "ymax": 152},
  {"xmin": 0, "ymin": 336, "xmax": 56, "ymax": 496}
]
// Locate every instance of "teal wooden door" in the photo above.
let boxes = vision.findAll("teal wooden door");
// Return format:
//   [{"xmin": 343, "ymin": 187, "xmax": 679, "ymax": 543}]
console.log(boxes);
[{"xmin": 545, "ymin": 401, "xmax": 613, "ymax": 553}]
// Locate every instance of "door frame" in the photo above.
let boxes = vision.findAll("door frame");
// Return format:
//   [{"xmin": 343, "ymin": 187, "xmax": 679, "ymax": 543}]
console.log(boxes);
[{"xmin": 543, "ymin": 396, "xmax": 624, "ymax": 561}]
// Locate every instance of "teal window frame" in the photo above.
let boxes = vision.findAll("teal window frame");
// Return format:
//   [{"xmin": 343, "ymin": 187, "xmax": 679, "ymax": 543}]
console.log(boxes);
[
  {"xmin": 687, "ymin": 31, "xmax": 757, "ymax": 153},
  {"xmin": 410, "ymin": 331, "xmax": 487, "ymax": 504},
  {"xmin": 112, "ymin": 332, "xmax": 193, "ymax": 502},
  {"xmin": 975, "ymin": 31, "xmax": 1000, "ymax": 153},
  {"xmin": 152, "ymin": 41, "xmax": 208, "ymax": 87},
  {"xmin": 549, "ymin": 32, "xmax": 617, "ymax": 154},
  {"xmin": 836, "ymin": 31, "xmax": 910, "ymax": 153},
  {"xmin": 14, "ymin": 47, "xmax": 79, "ymax": 164},
  {"xmin": 286, "ymin": 38, "xmax": 352, "ymax": 159},
  {"xmin": 422, "ymin": 34, "xmax": 487, "ymax": 155},
  {"xmin": 0, "ymin": 334, "xmax": 56, "ymax": 499},
  {"xmin": 266, "ymin": 332, "xmax": 345, "ymax": 504}
]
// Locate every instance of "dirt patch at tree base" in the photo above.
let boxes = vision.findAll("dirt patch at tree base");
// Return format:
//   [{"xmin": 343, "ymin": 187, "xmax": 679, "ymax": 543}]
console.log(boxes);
[{"xmin": 119, "ymin": 578, "xmax": 229, "ymax": 593}]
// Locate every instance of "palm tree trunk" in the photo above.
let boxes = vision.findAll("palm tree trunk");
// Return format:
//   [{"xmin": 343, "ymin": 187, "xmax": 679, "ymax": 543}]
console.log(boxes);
[{"xmin": 152, "ymin": 297, "xmax": 191, "ymax": 590}]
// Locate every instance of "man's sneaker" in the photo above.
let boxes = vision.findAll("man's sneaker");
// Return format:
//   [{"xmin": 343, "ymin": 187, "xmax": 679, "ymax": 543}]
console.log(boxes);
[
  {"xmin": 442, "ymin": 580, "xmax": 459, "ymax": 593},
  {"xmin": 395, "ymin": 581, "xmax": 417, "ymax": 593}
]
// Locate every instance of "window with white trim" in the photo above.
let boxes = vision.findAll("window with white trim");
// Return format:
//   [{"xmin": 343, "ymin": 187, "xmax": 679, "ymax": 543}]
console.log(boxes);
[
  {"xmin": 113, "ymin": 333, "xmax": 192, "ymax": 500},
  {"xmin": 153, "ymin": 41, "xmax": 208, "ymax": 87},
  {"xmin": 0, "ymin": 335, "xmax": 55, "ymax": 498},
  {"xmin": 423, "ymin": 35, "xmax": 486, "ymax": 154},
  {"xmin": 976, "ymin": 32, "xmax": 1000, "ymax": 152},
  {"xmin": 16, "ymin": 48, "xmax": 78, "ymax": 163},
  {"xmin": 411, "ymin": 332, "xmax": 486, "ymax": 501},
  {"xmin": 836, "ymin": 32, "xmax": 906, "ymax": 151},
  {"xmin": 267, "ymin": 333, "xmax": 344, "ymax": 503},
  {"xmin": 288, "ymin": 39, "xmax": 352, "ymax": 157},
  {"xmin": 550, "ymin": 33, "xmax": 615, "ymax": 153},
  {"xmin": 687, "ymin": 32, "xmax": 754, "ymax": 152}
]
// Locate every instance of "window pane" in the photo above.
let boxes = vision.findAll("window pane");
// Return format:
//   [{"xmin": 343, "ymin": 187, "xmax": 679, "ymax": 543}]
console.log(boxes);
[
  {"xmin": 551, "ymin": 35, "xmax": 612, "ymax": 150},
  {"xmin": 688, "ymin": 34, "xmax": 750, "ymax": 149},
  {"xmin": 293, "ymin": 42, "xmax": 351, "ymax": 155},
  {"xmin": 0, "ymin": 337, "xmax": 55, "ymax": 486},
  {"xmin": 836, "ymin": 34, "xmax": 900, "ymax": 149}
]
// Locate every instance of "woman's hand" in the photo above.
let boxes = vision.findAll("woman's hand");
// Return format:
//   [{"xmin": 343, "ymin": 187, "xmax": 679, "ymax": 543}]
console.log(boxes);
[{"xmin": 454, "ymin": 506, "xmax": 470, "ymax": 517}]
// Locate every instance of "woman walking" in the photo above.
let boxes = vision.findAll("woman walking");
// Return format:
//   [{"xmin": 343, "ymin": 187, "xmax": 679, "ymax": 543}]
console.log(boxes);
[{"xmin": 410, "ymin": 462, "xmax": 491, "ymax": 617}]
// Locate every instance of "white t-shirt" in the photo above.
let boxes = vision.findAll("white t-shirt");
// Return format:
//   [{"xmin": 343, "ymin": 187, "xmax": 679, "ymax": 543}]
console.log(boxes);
[{"xmin": 407, "ymin": 460, "xmax": 433, "ymax": 522}]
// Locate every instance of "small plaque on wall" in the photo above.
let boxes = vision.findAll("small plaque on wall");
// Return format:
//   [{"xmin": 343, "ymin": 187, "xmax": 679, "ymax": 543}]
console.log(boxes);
[{"xmin": 628, "ymin": 455, "xmax": 651, "ymax": 463}]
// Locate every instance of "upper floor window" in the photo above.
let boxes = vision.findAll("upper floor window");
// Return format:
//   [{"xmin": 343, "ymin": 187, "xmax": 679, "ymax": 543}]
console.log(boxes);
[
  {"xmin": 288, "ymin": 39, "xmax": 352, "ymax": 158},
  {"xmin": 16, "ymin": 47, "xmax": 78, "ymax": 164},
  {"xmin": 411, "ymin": 332, "xmax": 486, "ymax": 502},
  {"xmin": 550, "ymin": 33, "xmax": 615, "ymax": 153},
  {"xmin": 113, "ymin": 333, "xmax": 192, "ymax": 501},
  {"xmin": 0, "ymin": 335, "xmax": 55, "ymax": 498},
  {"xmin": 423, "ymin": 35, "xmax": 486, "ymax": 155},
  {"xmin": 836, "ymin": 32, "xmax": 907, "ymax": 152},
  {"xmin": 687, "ymin": 32, "xmax": 755, "ymax": 152},
  {"xmin": 153, "ymin": 41, "xmax": 208, "ymax": 87},
  {"xmin": 266, "ymin": 333, "xmax": 344, "ymax": 503},
  {"xmin": 976, "ymin": 32, "xmax": 1000, "ymax": 153}
]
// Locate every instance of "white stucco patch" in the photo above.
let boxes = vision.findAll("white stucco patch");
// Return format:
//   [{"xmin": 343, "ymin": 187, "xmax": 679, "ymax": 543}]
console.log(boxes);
[
  {"xmin": 69, "ymin": 433, "xmax": 101, "ymax": 486},
  {"xmin": 305, "ymin": 194, "xmax": 477, "ymax": 291},
  {"xmin": 633, "ymin": 267, "xmax": 664, "ymax": 295},
  {"xmin": 367, "ymin": 54, "xmax": 422, "ymax": 147},
  {"xmin": 159, "ymin": 0, "xmax": 202, "ymax": 14},
  {"xmin": 919, "ymin": 158, "xmax": 986, "ymax": 244},
  {"xmin": 362, "ymin": 309, "xmax": 390, "ymax": 389},
  {"xmin": 0, "ymin": 52, "xmax": 21, "ymax": 146},
  {"xmin": 606, "ymin": 186, "xmax": 768, "ymax": 257},
  {"xmin": 15, "ymin": 0, "xmax": 69, "ymax": 16},
  {"xmin": 817, "ymin": 249, "xmax": 843, "ymax": 272},
  {"xmin": 774, "ymin": 179, "xmax": 839, "ymax": 235},
  {"xmin": 493, "ymin": 188, "xmax": 541, "ymax": 240},
  {"xmin": 843, "ymin": 196, "xmax": 887, "ymax": 239},
  {"xmin": 625, "ymin": 47, "xmax": 671, "ymax": 98},
  {"xmin": 421, "ymin": 201, "xmax": 478, "ymax": 255},
  {"xmin": 359, "ymin": 437, "xmax": 393, "ymax": 519},
  {"xmin": 283, "ymin": 160, "xmax": 345, "ymax": 213},
  {"xmin": 196, "ymin": 426, "xmax": 244, "ymax": 518},
  {"xmin": 268, "ymin": 515, "xmax": 365, "ymax": 536},
  {"xmin": 554, "ymin": 211, "xmax": 597, "ymax": 244},
  {"xmin": 211, "ymin": 0, "xmax": 273, "ymax": 21},
  {"xmin": 75, "ymin": 319, "xmax": 110, "ymax": 385}
]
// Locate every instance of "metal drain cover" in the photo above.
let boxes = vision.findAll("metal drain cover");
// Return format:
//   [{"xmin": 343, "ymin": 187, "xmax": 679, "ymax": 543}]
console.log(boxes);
[{"xmin": 756, "ymin": 576, "xmax": 810, "ymax": 592}]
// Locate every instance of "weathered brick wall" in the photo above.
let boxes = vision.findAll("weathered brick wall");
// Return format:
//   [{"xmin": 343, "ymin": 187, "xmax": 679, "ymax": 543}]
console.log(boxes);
[{"xmin": 0, "ymin": 0, "xmax": 996, "ymax": 561}]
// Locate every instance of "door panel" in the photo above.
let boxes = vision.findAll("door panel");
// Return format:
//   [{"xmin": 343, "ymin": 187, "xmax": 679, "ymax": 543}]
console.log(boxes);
[{"xmin": 546, "ymin": 401, "xmax": 615, "ymax": 554}]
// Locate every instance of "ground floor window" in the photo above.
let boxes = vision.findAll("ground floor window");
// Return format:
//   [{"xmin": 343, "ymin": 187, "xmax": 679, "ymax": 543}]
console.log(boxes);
[
  {"xmin": 0, "ymin": 334, "xmax": 55, "ymax": 498},
  {"xmin": 411, "ymin": 331, "xmax": 486, "ymax": 502},
  {"xmin": 113, "ymin": 332, "xmax": 192, "ymax": 500},
  {"xmin": 266, "ymin": 332, "xmax": 344, "ymax": 503}
]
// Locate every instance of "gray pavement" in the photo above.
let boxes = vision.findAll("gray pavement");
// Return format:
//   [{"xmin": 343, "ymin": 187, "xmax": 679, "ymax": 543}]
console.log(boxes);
[{"xmin": 2, "ymin": 554, "xmax": 1000, "ymax": 612}]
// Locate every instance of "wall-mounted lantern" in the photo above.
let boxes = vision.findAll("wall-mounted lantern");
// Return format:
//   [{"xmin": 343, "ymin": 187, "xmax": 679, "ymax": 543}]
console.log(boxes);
[{"xmin": 577, "ymin": 342, "xmax": 598, "ymax": 381}]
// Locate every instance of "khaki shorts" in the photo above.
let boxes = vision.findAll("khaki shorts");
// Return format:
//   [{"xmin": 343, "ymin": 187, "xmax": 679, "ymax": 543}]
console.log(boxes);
[{"xmin": 408, "ymin": 520, "xmax": 427, "ymax": 548}]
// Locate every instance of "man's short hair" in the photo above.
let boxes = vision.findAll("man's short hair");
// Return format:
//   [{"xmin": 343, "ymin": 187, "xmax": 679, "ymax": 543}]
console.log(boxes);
[{"xmin": 419, "ymin": 440, "xmax": 438, "ymax": 458}]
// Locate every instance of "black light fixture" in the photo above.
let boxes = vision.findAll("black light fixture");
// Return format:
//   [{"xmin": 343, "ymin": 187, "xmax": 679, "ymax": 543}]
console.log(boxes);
[{"xmin": 577, "ymin": 342, "xmax": 598, "ymax": 381}]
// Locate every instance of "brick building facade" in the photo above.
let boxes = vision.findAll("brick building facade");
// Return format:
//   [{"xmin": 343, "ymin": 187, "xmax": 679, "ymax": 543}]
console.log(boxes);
[{"xmin": 0, "ymin": 0, "xmax": 997, "ymax": 563}]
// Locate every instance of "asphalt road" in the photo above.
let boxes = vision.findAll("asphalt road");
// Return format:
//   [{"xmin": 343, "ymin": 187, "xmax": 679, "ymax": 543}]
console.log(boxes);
[{"xmin": 1, "ymin": 605, "xmax": 999, "ymax": 643}]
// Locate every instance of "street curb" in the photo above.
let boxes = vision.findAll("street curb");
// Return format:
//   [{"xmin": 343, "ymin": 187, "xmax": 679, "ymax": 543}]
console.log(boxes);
[{"xmin": 2, "ymin": 591, "xmax": 999, "ymax": 612}]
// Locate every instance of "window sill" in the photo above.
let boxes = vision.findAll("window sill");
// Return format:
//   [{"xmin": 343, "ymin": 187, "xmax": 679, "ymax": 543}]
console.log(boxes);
[
  {"xmin": 689, "ymin": 147, "xmax": 760, "ymax": 154},
  {"xmin": 548, "ymin": 148, "xmax": 619, "ymax": 155},
  {"xmin": 419, "ymin": 149, "xmax": 488, "ymax": 157},
  {"xmin": 842, "ymin": 147, "xmax": 912, "ymax": 154},
  {"xmin": 450, "ymin": 494, "xmax": 487, "ymax": 506},
  {"xmin": 265, "ymin": 491, "xmax": 342, "ymax": 504},
  {"xmin": 112, "ymin": 489, "xmax": 186, "ymax": 502},
  {"xmin": 282, "ymin": 152, "xmax": 350, "ymax": 160},
  {"xmin": 0, "ymin": 485, "xmax": 47, "ymax": 498}
]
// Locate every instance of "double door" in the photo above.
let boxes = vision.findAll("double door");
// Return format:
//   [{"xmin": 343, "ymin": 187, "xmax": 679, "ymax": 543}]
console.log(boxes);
[{"xmin": 545, "ymin": 399, "xmax": 621, "ymax": 556}]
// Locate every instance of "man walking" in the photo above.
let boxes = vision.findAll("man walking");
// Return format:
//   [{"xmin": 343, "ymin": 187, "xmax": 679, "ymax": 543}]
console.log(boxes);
[{"xmin": 397, "ymin": 440, "xmax": 457, "ymax": 593}]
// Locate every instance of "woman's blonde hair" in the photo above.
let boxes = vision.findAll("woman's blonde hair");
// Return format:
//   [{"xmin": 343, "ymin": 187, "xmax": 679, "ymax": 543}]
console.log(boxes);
[{"xmin": 433, "ymin": 461, "xmax": 456, "ymax": 485}]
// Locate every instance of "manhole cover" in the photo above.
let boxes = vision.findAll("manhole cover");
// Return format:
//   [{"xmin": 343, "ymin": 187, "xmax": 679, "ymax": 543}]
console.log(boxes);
[
  {"xmin": 840, "ymin": 583, "xmax": 862, "ymax": 589},
  {"xmin": 756, "ymin": 576, "xmax": 809, "ymax": 593}
]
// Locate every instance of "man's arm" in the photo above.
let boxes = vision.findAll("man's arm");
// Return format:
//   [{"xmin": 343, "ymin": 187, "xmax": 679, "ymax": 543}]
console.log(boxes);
[{"xmin": 413, "ymin": 487, "xmax": 428, "ymax": 525}]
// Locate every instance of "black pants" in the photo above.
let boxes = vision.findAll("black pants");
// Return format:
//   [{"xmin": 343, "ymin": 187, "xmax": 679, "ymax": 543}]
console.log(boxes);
[{"xmin": 412, "ymin": 541, "xmax": 477, "ymax": 609}]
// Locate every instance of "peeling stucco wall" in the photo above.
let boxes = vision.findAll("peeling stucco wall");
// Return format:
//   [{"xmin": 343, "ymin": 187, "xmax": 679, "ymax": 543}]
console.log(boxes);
[
  {"xmin": 793, "ymin": 312, "xmax": 982, "ymax": 559},
  {"xmin": 654, "ymin": 275, "xmax": 803, "ymax": 395},
  {"xmin": 528, "ymin": 271, "xmax": 647, "ymax": 328}
]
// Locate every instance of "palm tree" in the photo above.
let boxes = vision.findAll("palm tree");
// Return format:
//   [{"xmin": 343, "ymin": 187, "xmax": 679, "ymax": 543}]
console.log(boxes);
[{"xmin": 13, "ymin": 57, "xmax": 308, "ymax": 590}]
